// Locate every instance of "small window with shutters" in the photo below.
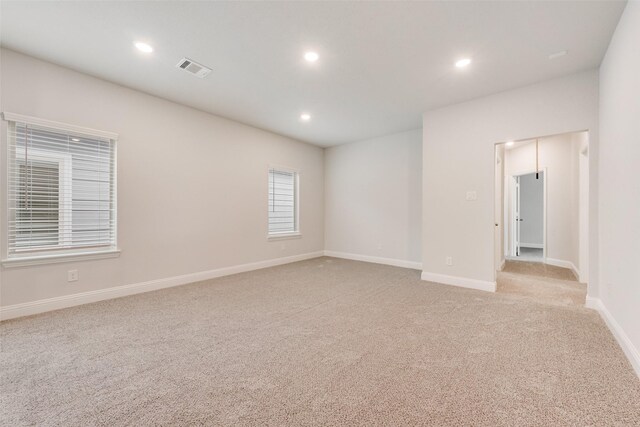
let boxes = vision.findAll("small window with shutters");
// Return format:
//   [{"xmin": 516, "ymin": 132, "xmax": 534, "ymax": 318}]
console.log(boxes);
[
  {"xmin": 268, "ymin": 168, "xmax": 299, "ymax": 237},
  {"xmin": 3, "ymin": 113, "xmax": 118, "ymax": 263}
]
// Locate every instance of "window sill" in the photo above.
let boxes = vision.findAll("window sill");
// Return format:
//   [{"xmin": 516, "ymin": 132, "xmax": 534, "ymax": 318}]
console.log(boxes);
[
  {"xmin": 267, "ymin": 232, "xmax": 302, "ymax": 241},
  {"xmin": 2, "ymin": 249, "xmax": 121, "ymax": 268}
]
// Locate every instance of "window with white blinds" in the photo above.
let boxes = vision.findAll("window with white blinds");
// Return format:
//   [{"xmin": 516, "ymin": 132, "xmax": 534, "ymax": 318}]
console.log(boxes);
[
  {"xmin": 5, "ymin": 117, "xmax": 117, "ymax": 258},
  {"xmin": 268, "ymin": 168, "xmax": 298, "ymax": 235}
]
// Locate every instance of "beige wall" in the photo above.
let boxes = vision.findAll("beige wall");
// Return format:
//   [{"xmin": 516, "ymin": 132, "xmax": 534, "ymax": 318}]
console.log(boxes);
[
  {"xmin": 0, "ymin": 48, "xmax": 324, "ymax": 307},
  {"xmin": 422, "ymin": 70, "xmax": 599, "ymax": 292},
  {"xmin": 599, "ymin": 1, "xmax": 640, "ymax": 371},
  {"xmin": 493, "ymin": 144, "xmax": 505, "ymax": 271},
  {"xmin": 575, "ymin": 131, "xmax": 589, "ymax": 283},
  {"xmin": 324, "ymin": 129, "xmax": 422, "ymax": 266}
]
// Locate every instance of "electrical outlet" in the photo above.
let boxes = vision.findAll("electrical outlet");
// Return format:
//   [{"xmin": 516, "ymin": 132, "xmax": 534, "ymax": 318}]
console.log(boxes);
[
  {"xmin": 446, "ymin": 257, "xmax": 453, "ymax": 266},
  {"xmin": 67, "ymin": 270, "xmax": 79, "ymax": 282},
  {"xmin": 465, "ymin": 191, "xmax": 477, "ymax": 201}
]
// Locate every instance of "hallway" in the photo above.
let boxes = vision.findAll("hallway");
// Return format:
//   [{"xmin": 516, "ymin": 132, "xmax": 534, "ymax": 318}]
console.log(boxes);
[{"xmin": 497, "ymin": 260, "xmax": 586, "ymax": 307}]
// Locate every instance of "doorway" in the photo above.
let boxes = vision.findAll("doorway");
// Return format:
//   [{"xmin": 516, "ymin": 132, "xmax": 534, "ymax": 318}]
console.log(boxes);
[
  {"xmin": 508, "ymin": 170, "xmax": 545, "ymax": 262},
  {"xmin": 493, "ymin": 131, "xmax": 589, "ymax": 307}
]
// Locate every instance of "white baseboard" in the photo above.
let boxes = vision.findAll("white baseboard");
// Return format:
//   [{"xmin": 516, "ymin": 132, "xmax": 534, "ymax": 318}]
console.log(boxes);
[
  {"xmin": 420, "ymin": 271, "xmax": 496, "ymax": 293},
  {"xmin": 545, "ymin": 258, "xmax": 579, "ymax": 279},
  {"xmin": 520, "ymin": 243, "xmax": 543, "ymax": 249},
  {"xmin": 586, "ymin": 296, "xmax": 640, "ymax": 379},
  {"xmin": 323, "ymin": 250, "xmax": 422, "ymax": 270},
  {"xmin": 0, "ymin": 251, "xmax": 324, "ymax": 321},
  {"xmin": 584, "ymin": 295, "xmax": 600, "ymax": 310}
]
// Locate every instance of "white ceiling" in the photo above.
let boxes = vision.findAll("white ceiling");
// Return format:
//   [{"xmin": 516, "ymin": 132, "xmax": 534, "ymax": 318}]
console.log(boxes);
[{"xmin": 0, "ymin": 1, "xmax": 625, "ymax": 147}]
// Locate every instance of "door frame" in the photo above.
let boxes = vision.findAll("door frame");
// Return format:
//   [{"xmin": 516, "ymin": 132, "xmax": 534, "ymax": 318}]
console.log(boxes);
[
  {"xmin": 506, "ymin": 167, "xmax": 547, "ymax": 262},
  {"xmin": 493, "ymin": 130, "xmax": 590, "ymax": 287}
]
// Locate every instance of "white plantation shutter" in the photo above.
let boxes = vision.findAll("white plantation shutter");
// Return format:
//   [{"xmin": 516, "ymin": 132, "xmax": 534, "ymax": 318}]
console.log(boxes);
[
  {"xmin": 6, "ymin": 117, "xmax": 117, "ymax": 257},
  {"xmin": 268, "ymin": 168, "xmax": 298, "ymax": 235}
]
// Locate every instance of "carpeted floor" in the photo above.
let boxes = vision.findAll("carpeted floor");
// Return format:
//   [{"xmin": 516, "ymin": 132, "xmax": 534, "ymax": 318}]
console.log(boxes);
[
  {"xmin": 497, "ymin": 260, "xmax": 587, "ymax": 307},
  {"xmin": 1, "ymin": 257, "xmax": 639, "ymax": 426}
]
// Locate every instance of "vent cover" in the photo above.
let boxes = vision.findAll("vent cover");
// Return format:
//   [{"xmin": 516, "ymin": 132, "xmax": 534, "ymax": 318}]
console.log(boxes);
[{"xmin": 176, "ymin": 58, "xmax": 212, "ymax": 78}]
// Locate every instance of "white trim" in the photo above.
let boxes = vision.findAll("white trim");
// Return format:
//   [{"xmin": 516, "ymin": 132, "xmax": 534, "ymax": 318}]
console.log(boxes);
[
  {"xmin": 267, "ymin": 164, "xmax": 300, "ymax": 175},
  {"xmin": 2, "ymin": 112, "xmax": 118, "ymax": 140},
  {"xmin": 0, "ymin": 251, "xmax": 323, "ymax": 320},
  {"xmin": 545, "ymin": 257, "xmax": 579, "ymax": 280},
  {"xmin": 586, "ymin": 296, "xmax": 640, "ymax": 379},
  {"xmin": 499, "ymin": 259, "xmax": 506, "ymax": 271},
  {"xmin": 420, "ymin": 271, "xmax": 496, "ymax": 292},
  {"xmin": 267, "ymin": 232, "xmax": 302, "ymax": 241},
  {"xmin": 323, "ymin": 250, "xmax": 422, "ymax": 270},
  {"xmin": 584, "ymin": 295, "xmax": 600, "ymax": 310},
  {"xmin": 2, "ymin": 249, "xmax": 121, "ymax": 268},
  {"xmin": 519, "ymin": 243, "xmax": 543, "ymax": 249}
]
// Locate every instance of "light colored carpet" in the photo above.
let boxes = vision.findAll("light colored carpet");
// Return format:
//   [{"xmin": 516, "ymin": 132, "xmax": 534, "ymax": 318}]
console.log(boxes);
[
  {"xmin": 497, "ymin": 260, "xmax": 586, "ymax": 307},
  {"xmin": 1, "ymin": 257, "xmax": 639, "ymax": 426},
  {"xmin": 503, "ymin": 260, "xmax": 578, "ymax": 281}
]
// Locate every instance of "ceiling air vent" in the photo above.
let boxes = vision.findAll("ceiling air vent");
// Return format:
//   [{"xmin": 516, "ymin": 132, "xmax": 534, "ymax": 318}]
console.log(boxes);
[{"xmin": 176, "ymin": 58, "xmax": 212, "ymax": 78}]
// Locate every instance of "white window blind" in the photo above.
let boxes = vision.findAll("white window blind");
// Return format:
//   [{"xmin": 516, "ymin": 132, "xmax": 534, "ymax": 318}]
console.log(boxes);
[
  {"xmin": 268, "ymin": 168, "xmax": 298, "ymax": 235},
  {"xmin": 6, "ymin": 119, "xmax": 117, "ymax": 257}
]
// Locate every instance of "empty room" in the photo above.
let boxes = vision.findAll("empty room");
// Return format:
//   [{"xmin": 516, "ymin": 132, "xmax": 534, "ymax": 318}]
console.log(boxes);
[{"xmin": 1, "ymin": 1, "xmax": 639, "ymax": 425}]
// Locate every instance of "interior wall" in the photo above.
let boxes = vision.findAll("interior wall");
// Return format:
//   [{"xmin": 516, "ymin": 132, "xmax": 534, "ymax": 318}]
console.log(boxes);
[
  {"xmin": 422, "ymin": 69, "xmax": 599, "ymax": 292},
  {"xmin": 493, "ymin": 145, "xmax": 505, "ymax": 271},
  {"xmin": 0, "ymin": 48, "xmax": 325, "ymax": 307},
  {"xmin": 504, "ymin": 134, "xmax": 581, "ymax": 269},
  {"xmin": 574, "ymin": 131, "xmax": 589, "ymax": 283},
  {"xmin": 518, "ymin": 172, "xmax": 544, "ymax": 247},
  {"xmin": 324, "ymin": 129, "xmax": 422, "ymax": 266},
  {"xmin": 599, "ymin": 1, "xmax": 640, "ymax": 369}
]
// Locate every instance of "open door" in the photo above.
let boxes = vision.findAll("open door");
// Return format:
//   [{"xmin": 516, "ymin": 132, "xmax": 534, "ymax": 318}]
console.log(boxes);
[{"xmin": 508, "ymin": 171, "xmax": 545, "ymax": 260}]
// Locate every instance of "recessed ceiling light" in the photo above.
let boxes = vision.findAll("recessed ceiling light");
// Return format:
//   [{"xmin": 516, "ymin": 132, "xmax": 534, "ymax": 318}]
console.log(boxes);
[
  {"xmin": 304, "ymin": 52, "xmax": 319, "ymax": 62},
  {"xmin": 455, "ymin": 58, "xmax": 472, "ymax": 68},
  {"xmin": 135, "ymin": 42, "xmax": 153, "ymax": 53},
  {"xmin": 506, "ymin": 141, "xmax": 514, "ymax": 146},
  {"xmin": 300, "ymin": 113, "xmax": 311, "ymax": 121},
  {"xmin": 71, "ymin": 138, "xmax": 80, "ymax": 142}
]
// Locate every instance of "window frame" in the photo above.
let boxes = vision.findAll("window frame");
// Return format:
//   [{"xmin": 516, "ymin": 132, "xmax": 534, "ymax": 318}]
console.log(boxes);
[
  {"xmin": 2, "ymin": 112, "xmax": 120, "ymax": 267},
  {"xmin": 267, "ymin": 165, "xmax": 301, "ymax": 240}
]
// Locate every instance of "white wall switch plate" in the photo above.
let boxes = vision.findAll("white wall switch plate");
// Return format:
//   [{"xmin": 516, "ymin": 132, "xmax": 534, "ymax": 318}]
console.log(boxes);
[{"xmin": 466, "ymin": 191, "xmax": 477, "ymax": 201}]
